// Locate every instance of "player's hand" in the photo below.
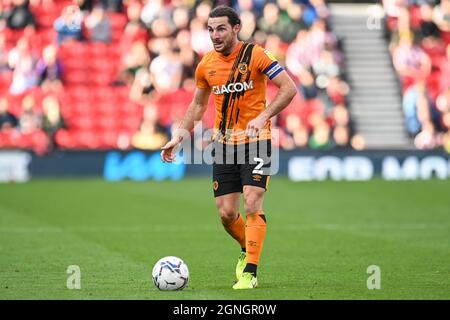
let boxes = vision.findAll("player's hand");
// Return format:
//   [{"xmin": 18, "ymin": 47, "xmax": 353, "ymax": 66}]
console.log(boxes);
[
  {"xmin": 160, "ymin": 137, "xmax": 182, "ymax": 163},
  {"xmin": 246, "ymin": 115, "xmax": 268, "ymax": 138}
]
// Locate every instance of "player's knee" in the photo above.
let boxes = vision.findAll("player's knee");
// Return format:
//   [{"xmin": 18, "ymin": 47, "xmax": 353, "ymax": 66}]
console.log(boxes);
[
  {"xmin": 218, "ymin": 207, "xmax": 238, "ymax": 225},
  {"xmin": 243, "ymin": 194, "xmax": 262, "ymax": 215}
]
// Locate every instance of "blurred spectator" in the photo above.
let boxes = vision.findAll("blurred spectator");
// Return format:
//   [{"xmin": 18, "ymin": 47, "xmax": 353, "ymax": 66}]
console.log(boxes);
[
  {"xmin": 284, "ymin": 113, "xmax": 309, "ymax": 149},
  {"xmin": 414, "ymin": 120, "xmax": 438, "ymax": 149},
  {"xmin": 129, "ymin": 67, "xmax": 154, "ymax": 103},
  {"xmin": 18, "ymin": 94, "xmax": 41, "ymax": 134},
  {"xmin": 125, "ymin": 0, "xmax": 145, "ymax": 26},
  {"xmin": 36, "ymin": 44, "xmax": 63, "ymax": 92},
  {"xmin": 331, "ymin": 103, "xmax": 350, "ymax": 127},
  {"xmin": 179, "ymin": 46, "xmax": 199, "ymax": 89},
  {"xmin": 309, "ymin": 119, "xmax": 330, "ymax": 149},
  {"xmin": 172, "ymin": 6, "xmax": 190, "ymax": 31},
  {"xmin": 119, "ymin": 2, "xmax": 148, "ymax": 57},
  {"xmin": 5, "ymin": 0, "xmax": 36, "ymax": 29},
  {"xmin": 0, "ymin": 34, "xmax": 10, "ymax": 73},
  {"xmin": 388, "ymin": 6, "xmax": 412, "ymax": 44},
  {"xmin": 257, "ymin": 3, "xmax": 285, "ymax": 38},
  {"xmin": 286, "ymin": 30, "xmax": 314, "ymax": 74},
  {"xmin": 383, "ymin": 0, "xmax": 409, "ymax": 18},
  {"xmin": 149, "ymin": 44, "xmax": 182, "ymax": 93},
  {"xmin": 84, "ymin": 5, "xmax": 111, "ymax": 43},
  {"xmin": 442, "ymin": 130, "xmax": 450, "ymax": 153},
  {"xmin": 101, "ymin": 0, "xmax": 123, "ymax": 12},
  {"xmin": 8, "ymin": 37, "xmax": 37, "ymax": 95},
  {"xmin": 9, "ymin": 56, "xmax": 37, "ymax": 95},
  {"xmin": 417, "ymin": 3, "xmax": 441, "ymax": 40},
  {"xmin": 53, "ymin": 5, "xmax": 84, "ymax": 44},
  {"xmin": 275, "ymin": 0, "xmax": 305, "ymax": 42},
  {"xmin": 234, "ymin": 0, "xmax": 264, "ymax": 17},
  {"xmin": 332, "ymin": 125, "xmax": 350, "ymax": 148},
  {"xmin": 297, "ymin": 69, "xmax": 318, "ymax": 100},
  {"xmin": 140, "ymin": 0, "xmax": 165, "ymax": 28},
  {"xmin": 8, "ymin": 37, "xmax": 32, "ymax": 70},
  {"xmin": 440, "ymin": 108, "xmax": 450, "ymax": 131},
  {"xmin": 433, "ymin": 0, "xmax": 450, "ymax": 32},
  {"xmin": 41, "ymin": 95, "xmax": 65, "ymax": 149},
  {"xmin": 436, "ymin": 87, "xmax": 450, "ymax": 115},
  {"xmin": 190, "ymin": 17, "xmax": 213, "ymax": 56},
  {"xmin": 392, "ymin": 33, "xmax": 431, "ymax": 88},
  {"xmin": 150, "ymin": 16, "xmax": 174, "ymax": 38},
  {"xmin": 118, "ymin": 41, "xmax": 150, "ymax": 85},
  {"xmin": 310, "ymin": 0, "xmax": 330, "ymax": 20},
  {"xmin": 0, "ymin": 98, "xmax": 18, "ymax": 130},
  {"xmin": 131, "ymin": 104, "xmax": 168, "ymax": 150},
  {"xmin": 439, "ymin": 43, "xmax": 450, "ymax": 92},
  {"xmin": 437, "ymin": 87, "xmax": 450, "ymax": 131},
  {"xmin": 402, "ymin": 82, "xmax": 432, "ymax": 135},
  {"xmin": 309, "ymin": 19, "xmax": 337, "ymax": 62},
  {"xmin": 73, "ymin": 0, "xmax": 94, "ymax": 14},
  {"xmin": 326, "ymin": 76, "xmax": 349, "ymax": 106},
  {"xmin": 174, "ymin": 28, "xmax": 191, "ymax": 50},
  {"xmin": 264, "ymin": 34, "xmax": 286, "ymax": 62},
  {"xmin": 196, "ymin": 1, "xmax": 212, "ymax": 24},
  {"xmin": 312, "ymin": 49, "xmax": 340, "ymax": 89},
  {"xmin": 350, "ymin": 134, "xmax": 366, "ymax": 150},
  {"xmin": 238, "ymin": 10, "xmax": 256, "ymax": 41},
  {"xmin": 283, "ymin": 3, "xmax": 307, "ymax": 42}
]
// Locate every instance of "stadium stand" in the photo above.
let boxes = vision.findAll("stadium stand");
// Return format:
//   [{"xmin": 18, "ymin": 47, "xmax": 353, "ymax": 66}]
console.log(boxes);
[
  {"xmin": 383, "ymin": 0, "xmax": 450, "ymax": 150},
  {"xmin": 0, "ymin": 0, "xmax": 354, "ymax": 154}
]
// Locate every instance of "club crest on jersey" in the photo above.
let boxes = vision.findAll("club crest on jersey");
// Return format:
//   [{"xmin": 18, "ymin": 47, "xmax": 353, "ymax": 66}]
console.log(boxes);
[
  {"xmin": 238, "ymin": 62, "xmax": 248, "ymax": 75},
  {"xmin": 212, "ymin": 80, "xmax": 254, "ymax": 95}
]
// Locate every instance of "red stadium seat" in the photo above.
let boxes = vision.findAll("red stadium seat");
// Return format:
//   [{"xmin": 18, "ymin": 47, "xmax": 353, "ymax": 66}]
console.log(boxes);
[
  {"xmin": 120, "ymin": 116, "xmax": 142, "ymax": 132},
  {"xmin": 110, "ymin": 13, "xmax": 128, "ymax": 31},
  {"xmin": 64, "ymin": 71, "xmax": 90, "ymax": 85},
  {"xmin": 99, "ymin": 116, "xmax": 120, "ymax": 130},
  {"xmin": 69, "ymin": 116, "xmax": 96, "ymax": 130},
  {"xmin": 441, "ymin": 31, "xmax": 450, "ymax": 45},
  {"xmin": 99, "ymin": 131, "xmax": 119, "ymax": 148},
  {"xmin": 81, "ymin": 131, "xmax": 102, "ymax": 149},
  {"xmin": 55, "ymin": 129, "xmax": 76, "ymax": 149},
  {"xmin": 409, "ymin": 5, "xmax": 422, "ymax": 29}
]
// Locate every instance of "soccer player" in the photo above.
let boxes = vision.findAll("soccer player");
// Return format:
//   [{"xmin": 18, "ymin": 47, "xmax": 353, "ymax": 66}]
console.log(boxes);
[{"xmin": 161, "ymin": 5, "xmax": 297, "ymax": 289}]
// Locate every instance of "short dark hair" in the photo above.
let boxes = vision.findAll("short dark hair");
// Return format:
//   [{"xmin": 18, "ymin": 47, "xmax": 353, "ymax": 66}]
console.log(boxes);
[{"xmin": 209, "ymin": 5, "xmax": 241, "ymax": 27}]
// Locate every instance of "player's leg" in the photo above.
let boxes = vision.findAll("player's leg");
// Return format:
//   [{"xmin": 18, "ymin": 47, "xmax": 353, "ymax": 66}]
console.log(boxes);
[
  {"xmin": 242, "ymin": 185, "xmax": 267, "ymax": 272},
  {"xmin": 233, "ymin": 185, "xmax": 266, "ymax": 289},
  {"xmin": 213, "ymin": 163, "xmax": 247, "ymax": 280},
  {"xmin": 233, "ymin": 140, "xmax": 271, "ymax": 289},
  {"xmin": 214, "ymin": 192, "xmax": 245, "ymax": 249}
]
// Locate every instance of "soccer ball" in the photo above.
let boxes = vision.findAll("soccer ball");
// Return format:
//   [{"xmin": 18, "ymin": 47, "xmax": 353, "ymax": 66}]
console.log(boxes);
[{"xmin": 152, "ymin": 256, "xmax": 189, "ymax": 291}]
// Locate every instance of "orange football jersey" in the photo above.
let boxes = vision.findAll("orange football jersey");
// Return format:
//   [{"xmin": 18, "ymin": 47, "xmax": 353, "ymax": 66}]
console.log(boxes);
[{"xmin": 195, "ymin": 41, "xmax": 284, "ymax": 144}]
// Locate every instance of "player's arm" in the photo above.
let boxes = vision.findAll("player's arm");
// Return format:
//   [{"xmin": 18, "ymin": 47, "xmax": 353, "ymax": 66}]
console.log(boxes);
[
  {"xmin": 161, "ymin": 87, "xmax": 211, "ymax": 162},
  {"xmin": 246, "ymin": 70, "xmax": 297, "ymax": 137}
]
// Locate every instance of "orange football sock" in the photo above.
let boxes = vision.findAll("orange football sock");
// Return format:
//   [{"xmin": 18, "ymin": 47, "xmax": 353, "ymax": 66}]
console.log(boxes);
[
  {"xmin": 245, "ymin": 212, "xmax": 267, "ymax": 265},
  {"xmin": 222, "ymin": 213, "xmax": 246, "ymax": 249}
]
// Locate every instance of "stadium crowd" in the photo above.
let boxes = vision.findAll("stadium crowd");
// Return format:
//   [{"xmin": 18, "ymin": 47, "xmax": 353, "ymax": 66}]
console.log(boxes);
[
  {"xmin": 383, "ymin": 0, "xmax": 450, "ymax": 152},
  {"xmin": 0, "ymin": 0, "xmax": 354, "ymax": 154}
]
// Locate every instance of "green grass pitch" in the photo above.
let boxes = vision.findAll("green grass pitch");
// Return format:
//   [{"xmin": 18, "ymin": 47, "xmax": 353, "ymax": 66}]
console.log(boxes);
[{"xmin": 0, "ymin": 177, "xmax": 449, "ymax": 299}]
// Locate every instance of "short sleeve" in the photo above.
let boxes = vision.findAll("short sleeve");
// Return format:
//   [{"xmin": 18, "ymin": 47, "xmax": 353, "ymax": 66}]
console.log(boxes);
[
  {"xmin": 254, "ymin": 45, "xmax": 284, "ymax": 80},
  {"xmin": 195, "ymin": 60, "xmax": 209, "ymax": 89}
]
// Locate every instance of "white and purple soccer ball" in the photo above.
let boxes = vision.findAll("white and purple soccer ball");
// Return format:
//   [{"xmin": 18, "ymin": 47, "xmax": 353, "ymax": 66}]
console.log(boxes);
[{"xmin": 152, "ymin": 256, "xmax": 189, "ymax": 291}]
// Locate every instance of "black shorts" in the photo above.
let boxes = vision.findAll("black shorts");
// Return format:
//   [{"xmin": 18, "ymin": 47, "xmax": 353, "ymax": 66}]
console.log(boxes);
[{"xmin": 212, "ymin": 140, "xmax": 271, "ymax": 197}]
